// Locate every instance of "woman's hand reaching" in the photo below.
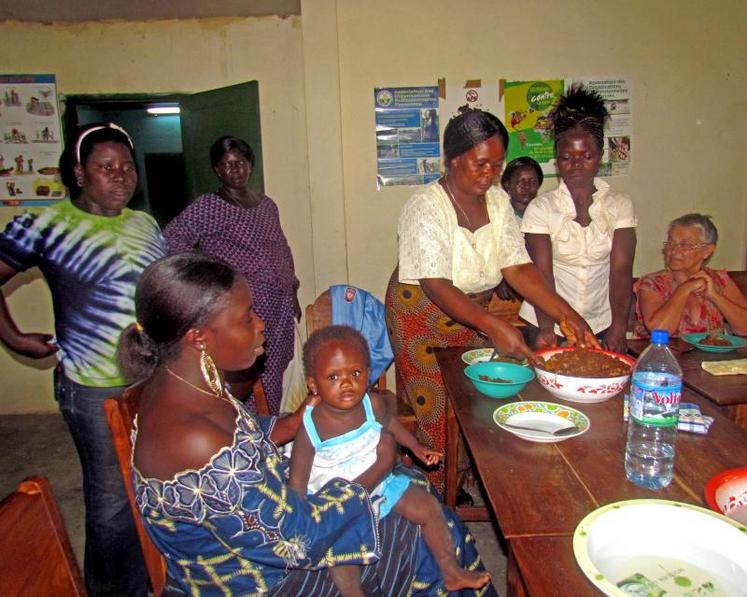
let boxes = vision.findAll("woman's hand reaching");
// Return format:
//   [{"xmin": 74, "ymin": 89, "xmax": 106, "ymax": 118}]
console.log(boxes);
[
  {"xmin": 559, "ymin": 314, "xmax": 600, "ymax": 349},
  {"xmin": 484, "ymin": 316, "xmax": 535, "ymax": 361}
]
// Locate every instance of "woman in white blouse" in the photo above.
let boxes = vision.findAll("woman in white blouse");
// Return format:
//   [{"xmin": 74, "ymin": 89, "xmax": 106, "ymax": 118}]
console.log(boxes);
[
  {"xmin": 385, "ymin": 108, "xmax": 594, "ymax": 492},
  {"xmin": 520, "ymin": 84, "xmax": 637, "ymax": 353}
]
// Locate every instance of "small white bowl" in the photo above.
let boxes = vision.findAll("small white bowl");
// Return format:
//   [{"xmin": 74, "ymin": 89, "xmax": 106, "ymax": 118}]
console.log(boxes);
[{"xmin": 533, "ymin": 347, "xmax": 635, "ymax": 403}]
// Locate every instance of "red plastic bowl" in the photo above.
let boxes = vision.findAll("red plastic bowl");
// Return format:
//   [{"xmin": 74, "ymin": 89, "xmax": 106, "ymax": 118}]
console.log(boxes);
[{"xmin": 705, "ymin": 467, "xmax": 747, "ymax": 525}]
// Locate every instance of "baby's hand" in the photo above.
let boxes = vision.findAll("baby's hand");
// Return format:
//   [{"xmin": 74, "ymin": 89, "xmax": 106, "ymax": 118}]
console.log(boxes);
[{"xmin": 414, "ymin": 445, "xmax": 442, "ymax": 466}]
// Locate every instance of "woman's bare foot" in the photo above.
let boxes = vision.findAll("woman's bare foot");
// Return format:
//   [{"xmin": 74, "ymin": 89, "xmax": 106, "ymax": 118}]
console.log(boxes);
[{"xmin": 442, "ymin": 566, "xmax": 491, "ymax": 591}]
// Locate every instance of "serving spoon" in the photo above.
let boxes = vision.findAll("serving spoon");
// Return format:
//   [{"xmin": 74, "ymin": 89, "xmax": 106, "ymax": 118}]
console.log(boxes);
[{"xmin": 501, "ymin": 422, "xmax": 581, "ymax": 437}]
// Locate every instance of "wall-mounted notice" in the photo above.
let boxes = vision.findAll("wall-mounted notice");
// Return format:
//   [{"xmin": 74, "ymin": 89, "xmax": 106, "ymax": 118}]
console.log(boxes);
[
  {"xmin": 374, "ymin": 86, "xmax": 440, "ymax": 188},
  {"xmin": 0, "ymin": 74, "xmax": 65, "ymax": 206},
  {"xmin": 504, "ymin": 77, "xmax": 632, "ymax": 177},
  {"xmin": 570, "ymin": 77, "xmax": 632, "ymax": 176}
]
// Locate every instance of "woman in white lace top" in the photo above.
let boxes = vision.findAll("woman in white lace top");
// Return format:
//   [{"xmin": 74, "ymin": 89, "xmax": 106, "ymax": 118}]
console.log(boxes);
[{"xmin": 385, "ymin": 108, "xmax": 595, "ymax": 492}]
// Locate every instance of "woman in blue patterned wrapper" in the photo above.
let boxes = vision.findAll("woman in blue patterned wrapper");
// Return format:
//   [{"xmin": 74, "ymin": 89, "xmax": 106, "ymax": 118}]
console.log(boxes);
[
  {"xmin": 0, "ymin": 122, "xmax": 167, "ymax": 596},
  {"xmin": 118, "ymin": 253, "xmax": 496, "ymax": 596}
]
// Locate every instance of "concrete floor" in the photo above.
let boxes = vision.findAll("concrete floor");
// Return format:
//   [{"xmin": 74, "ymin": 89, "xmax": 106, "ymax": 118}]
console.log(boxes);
[{"xmin": 0, "ymin": 413, "xmax": 507, "ymax": 595}]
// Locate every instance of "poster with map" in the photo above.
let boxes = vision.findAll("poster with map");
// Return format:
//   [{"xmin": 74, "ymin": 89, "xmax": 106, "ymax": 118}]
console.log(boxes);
[{"xmin": 0, "ymin": 74, "xmax": 65, "ymax": 205}]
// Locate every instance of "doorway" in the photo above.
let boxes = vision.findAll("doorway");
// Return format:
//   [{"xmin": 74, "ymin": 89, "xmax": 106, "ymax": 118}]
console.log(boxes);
[
  {"xmin": 63, "ymin": 81, "xmax": 263, "ymax": 228},
  {"xmin": 63, "ymin": 95, "xmax": 188, "ymax": 227}
]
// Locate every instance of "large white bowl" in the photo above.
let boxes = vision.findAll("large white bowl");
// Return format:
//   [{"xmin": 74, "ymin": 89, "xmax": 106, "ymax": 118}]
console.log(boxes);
[
  {"xmin": 573, "ymin": 499, "xmax": 747, "ymax": 596},
  {"xmin": 533, "ymin": 347, "xmax": 635, "ymax": 403}
]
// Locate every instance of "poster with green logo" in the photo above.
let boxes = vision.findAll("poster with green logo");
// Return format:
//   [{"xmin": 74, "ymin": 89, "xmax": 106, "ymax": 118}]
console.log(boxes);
[
  {"xmin": 503, "ymin": 77, "xmax": 631, "ymax": 177},
  {"xmin": 504, "ymin": 80, "xmax": 563, "ymax": 177}
]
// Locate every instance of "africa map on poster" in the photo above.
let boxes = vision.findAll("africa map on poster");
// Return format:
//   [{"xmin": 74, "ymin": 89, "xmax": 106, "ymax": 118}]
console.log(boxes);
[{"xmin": 0, "ymin": 74, "xmax": 65, "ymax": 205}]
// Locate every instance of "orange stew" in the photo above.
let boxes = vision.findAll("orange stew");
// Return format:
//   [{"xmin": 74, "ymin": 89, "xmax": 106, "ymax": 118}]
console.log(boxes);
[
  {"xmin": 701, "ymin": 333, "xmax": 732, "ymax": 347},
  {"xmin": 540, "ymin": 348, "xmax": 630, "ymax": 377}
]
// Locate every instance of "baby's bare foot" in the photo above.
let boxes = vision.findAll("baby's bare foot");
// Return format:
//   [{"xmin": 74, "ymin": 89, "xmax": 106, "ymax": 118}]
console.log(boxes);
[{"xmin": 442, "ymin": 567, "xmax": 491, "ymax": 591}]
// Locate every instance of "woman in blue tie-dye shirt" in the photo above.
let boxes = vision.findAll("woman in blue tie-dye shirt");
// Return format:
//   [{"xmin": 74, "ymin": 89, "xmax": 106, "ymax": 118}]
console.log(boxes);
[{"xmin": 0, "ymin": 123, "xmax": 167, "ymax": 596}]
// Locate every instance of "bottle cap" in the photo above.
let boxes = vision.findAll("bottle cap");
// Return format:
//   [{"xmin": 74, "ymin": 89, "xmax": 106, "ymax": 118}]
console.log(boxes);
[{"xmin": 651, "ymin": 329, "xmax": 669, "ymax": 344}]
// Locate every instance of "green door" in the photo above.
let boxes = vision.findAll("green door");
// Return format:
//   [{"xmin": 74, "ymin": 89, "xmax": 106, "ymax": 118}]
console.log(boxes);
[{"xmin": 180, "ymin": 81, "xmax": 263, "ymax": 200}]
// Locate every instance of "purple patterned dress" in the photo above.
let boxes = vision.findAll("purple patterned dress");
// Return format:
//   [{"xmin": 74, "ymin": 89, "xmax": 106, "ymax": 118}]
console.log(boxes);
[{"xmin": 164, "ymin": 192, "xmax": 298, "ymax": 414}]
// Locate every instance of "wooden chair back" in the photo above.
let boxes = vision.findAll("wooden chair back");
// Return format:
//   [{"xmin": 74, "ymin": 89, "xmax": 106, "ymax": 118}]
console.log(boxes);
[
  {"xmin": 0, "ymin": 476, "xmax": 86, "ymax": 595},
  {"xmin": 729, "ymin": 270, "xmax": 747, "ymax": 297},
  {"xmin": 104, "ymin": 387, "xmax": 167, "ymax": 597},
  {"xmin": 305, "ymin": 288, "xmax": 416, "ymax": 433}
]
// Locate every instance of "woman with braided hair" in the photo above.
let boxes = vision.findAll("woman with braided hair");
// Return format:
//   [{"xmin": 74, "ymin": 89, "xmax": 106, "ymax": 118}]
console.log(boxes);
[
  {"xmin": 519, "ymin": 84, "xmax": 637, "ymax": 353},
  {"xmin": 385, "ymin": 107, "xmax": 595, "ymax": 492}
]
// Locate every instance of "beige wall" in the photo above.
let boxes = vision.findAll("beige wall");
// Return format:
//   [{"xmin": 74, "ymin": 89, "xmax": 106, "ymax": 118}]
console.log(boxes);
[
  {"xmin": 1, "ymin": 0, "xmax": 746, "ymax": 412},
  {"xmin": 320, "ymin": 0, "xmax": 747, "ymax": 301},
  {"xmin": 0, "ymin": 16, "xmax": 312, "ymax": 413}
]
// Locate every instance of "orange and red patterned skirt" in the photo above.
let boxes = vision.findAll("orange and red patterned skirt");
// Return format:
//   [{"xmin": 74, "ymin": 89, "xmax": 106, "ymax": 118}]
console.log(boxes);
[{"xmin": 385, "ymin": 268, "xmax": 491, "ymax": 492}]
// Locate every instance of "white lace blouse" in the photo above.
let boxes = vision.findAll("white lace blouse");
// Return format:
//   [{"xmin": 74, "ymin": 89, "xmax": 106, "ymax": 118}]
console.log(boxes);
[{"xmin": 398, "ymin": 181, "xmax": 530, "ymax": 294}]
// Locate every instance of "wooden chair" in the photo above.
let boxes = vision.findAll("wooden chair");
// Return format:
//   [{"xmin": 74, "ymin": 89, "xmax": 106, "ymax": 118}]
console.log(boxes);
[
  {"xmin": 728, "ymin": 270, "xmax": 747, "ymax": 297},
  {"xmin": 0, "ymin": 476, "xmax": 86, "ymax": 595},
  {"xmin": 104, "ymin": 386, "xmax": 167, "ymax": 597},
  {"xmin": 487, "ymin": 292, "xmax": 525, "ymax": 327},
  {"xmin": 306, "ymin": 289, "xmax": 417, "ymax": 432}
]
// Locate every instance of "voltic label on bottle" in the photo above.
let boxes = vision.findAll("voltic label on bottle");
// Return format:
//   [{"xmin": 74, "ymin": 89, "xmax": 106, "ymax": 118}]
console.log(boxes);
[{"xmin": 629, "ymin": 380, "xmax": 681, "ymax": 426}]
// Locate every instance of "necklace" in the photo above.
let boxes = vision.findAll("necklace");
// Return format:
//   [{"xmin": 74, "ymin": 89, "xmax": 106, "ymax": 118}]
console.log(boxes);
[
  {"xmin": 443, "ymin": 176, "xmax": 472, "ymax": 228},
  {"xmin": 165, "ymin": 366, "xmax": 228, "ymax": 401}
]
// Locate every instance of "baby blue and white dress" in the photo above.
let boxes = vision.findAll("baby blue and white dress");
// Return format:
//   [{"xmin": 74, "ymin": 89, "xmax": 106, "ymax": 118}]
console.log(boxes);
[{"xmin": 304, "ymin": 393, "xmax": 410, "ymax": 517}]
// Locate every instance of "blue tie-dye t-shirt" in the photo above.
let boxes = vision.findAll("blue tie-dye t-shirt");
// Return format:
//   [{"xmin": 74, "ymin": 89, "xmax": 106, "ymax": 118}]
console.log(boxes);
[{"xmin": 0, "ymin": 201, "xmax": 167, "ymax": 387}]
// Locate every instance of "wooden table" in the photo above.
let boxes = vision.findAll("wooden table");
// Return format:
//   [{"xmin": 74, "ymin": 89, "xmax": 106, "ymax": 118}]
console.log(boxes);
[
  {"xmin": 628, "ymin": 337, "xmax": 747, "ymax": 429},
  {"xmin": 435, "ymin": 347, "xmax": 747, "ymax": 596}
]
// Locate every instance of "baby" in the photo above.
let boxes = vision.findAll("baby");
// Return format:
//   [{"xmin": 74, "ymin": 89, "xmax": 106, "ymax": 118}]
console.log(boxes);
[{"xmin": 288, "ymin": 325, "xmax": 491, "ymax": 596}]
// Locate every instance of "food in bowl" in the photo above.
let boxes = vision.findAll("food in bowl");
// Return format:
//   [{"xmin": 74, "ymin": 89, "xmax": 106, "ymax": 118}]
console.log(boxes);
[
  {"xmin": 464, "ymin": 362, "xmax": 535, "ymax": 399},
  {"xmin": 533, "ymin": 347, "xmax": 635, "ymax": 403},
  {"xmin": 701, "ymin": 333, "xmax": 732, "ymax": 347},
  {"xmin": 478, "ymin": 375, "xmax": 511, "ymax": 383},
  {"xmin": 540, "ymin": 347, "xmax": 631, "ymax": 377}
]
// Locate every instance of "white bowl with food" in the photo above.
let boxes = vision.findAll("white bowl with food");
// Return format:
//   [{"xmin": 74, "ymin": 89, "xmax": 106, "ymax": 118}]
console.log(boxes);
[{"xmin": 533, "ymin": 347, "xmax": 635, "ymax": 403}]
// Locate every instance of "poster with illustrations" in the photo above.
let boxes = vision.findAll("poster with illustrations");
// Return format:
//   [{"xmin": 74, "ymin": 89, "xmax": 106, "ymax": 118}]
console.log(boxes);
[
  {"xmin": 0, "ymin": 74, "xmax": 65, "ymax": 205},
  {"xmin": 374, "ymin": 86, "xmax": 441, "ymax": 188},
  {"xmin": 569, "ymin": 77, "xmax": 632, "ymax": 176},
  {"xmin": 504, "ymin": 77, "xmax": 632, "ymax": 177},
  {"xmin": 503, "ymin": 79, "xmax": 563, "ymax": 178}
]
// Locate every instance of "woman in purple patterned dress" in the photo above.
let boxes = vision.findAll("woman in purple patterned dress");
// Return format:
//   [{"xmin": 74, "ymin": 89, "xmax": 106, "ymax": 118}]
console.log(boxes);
[{"xmin": 164, "ymin": 136, "xmax": 300, "ymax": 414}]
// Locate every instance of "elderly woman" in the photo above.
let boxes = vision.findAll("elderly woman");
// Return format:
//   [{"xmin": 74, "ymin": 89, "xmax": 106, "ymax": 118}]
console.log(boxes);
[
  {"xmin": 385, "ymin": 107, "xmax": 595, "ymax": 491},
  {"xmin": 635, "ymin": 213, "xmax": 747, "ymax": 337},
  {"xmin": 520, "ymin": 84, "xmax": 637, "ymax": 353},
  {"xmin": 118, "ymin": 253, "xmax": 497, "ymax": 596},
  {"xmin": 164, "ymin": 136, "xmax": 300, "ymax": 414},
  {"xmin": 0, "ymin": 123, "xmax": 166, "ymax": 595}
]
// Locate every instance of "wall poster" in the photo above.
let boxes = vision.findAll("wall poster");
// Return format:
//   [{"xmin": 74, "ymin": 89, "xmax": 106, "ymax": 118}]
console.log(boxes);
[
  {"xmin": 0, "ymin": 74, "xmax": 65, "ymax": 206},
  {"xmin": 374, "ymin": 86, "xmax": 440, "ymax": 188},
  {"xmin": 504, "ymin": 77, "xmax": 632, "ymax": 177}
]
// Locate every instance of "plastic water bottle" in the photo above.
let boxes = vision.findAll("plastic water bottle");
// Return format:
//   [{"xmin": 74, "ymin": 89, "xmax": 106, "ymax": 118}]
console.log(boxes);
[{"xmin": 625, "ymin": 329, "xmax": 682, "ymax": 489}]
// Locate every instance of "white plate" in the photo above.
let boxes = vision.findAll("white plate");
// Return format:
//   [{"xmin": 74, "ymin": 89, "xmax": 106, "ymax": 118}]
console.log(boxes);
[
  {"xmin": 492, "ymin": 401, "xmax": 590, "ymax": 443},
  {"xmin": 461, "ymin": 348, "xmax": 528, "ymax": 366},
  {"xmin": 573, "ymin": 499, "xmax": 747, "ymax": 596}
]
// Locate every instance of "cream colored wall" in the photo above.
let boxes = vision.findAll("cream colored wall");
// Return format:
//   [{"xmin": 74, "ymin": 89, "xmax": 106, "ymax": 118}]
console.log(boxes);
[
  {"xmin": 311, "ymin": 0, "xmax": 747, "ymax": 301},
  {"xmin": 0, "ymin": 16, "xmax": 312, "ymax": 413},
  {"xmin": 1, "ymin": 2, "xmax": 746, "ymax": 412}
]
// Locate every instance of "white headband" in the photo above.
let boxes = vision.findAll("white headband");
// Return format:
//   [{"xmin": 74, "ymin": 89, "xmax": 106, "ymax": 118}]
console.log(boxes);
[{"xmin": 75, "ymin": 123, "xmax": 134, "ymax": 164}]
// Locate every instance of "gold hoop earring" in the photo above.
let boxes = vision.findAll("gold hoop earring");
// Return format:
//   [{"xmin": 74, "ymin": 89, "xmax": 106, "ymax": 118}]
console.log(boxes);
[{"xmin": 200, "ymin": 347, "xmax": 223, "ymax": 396}]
